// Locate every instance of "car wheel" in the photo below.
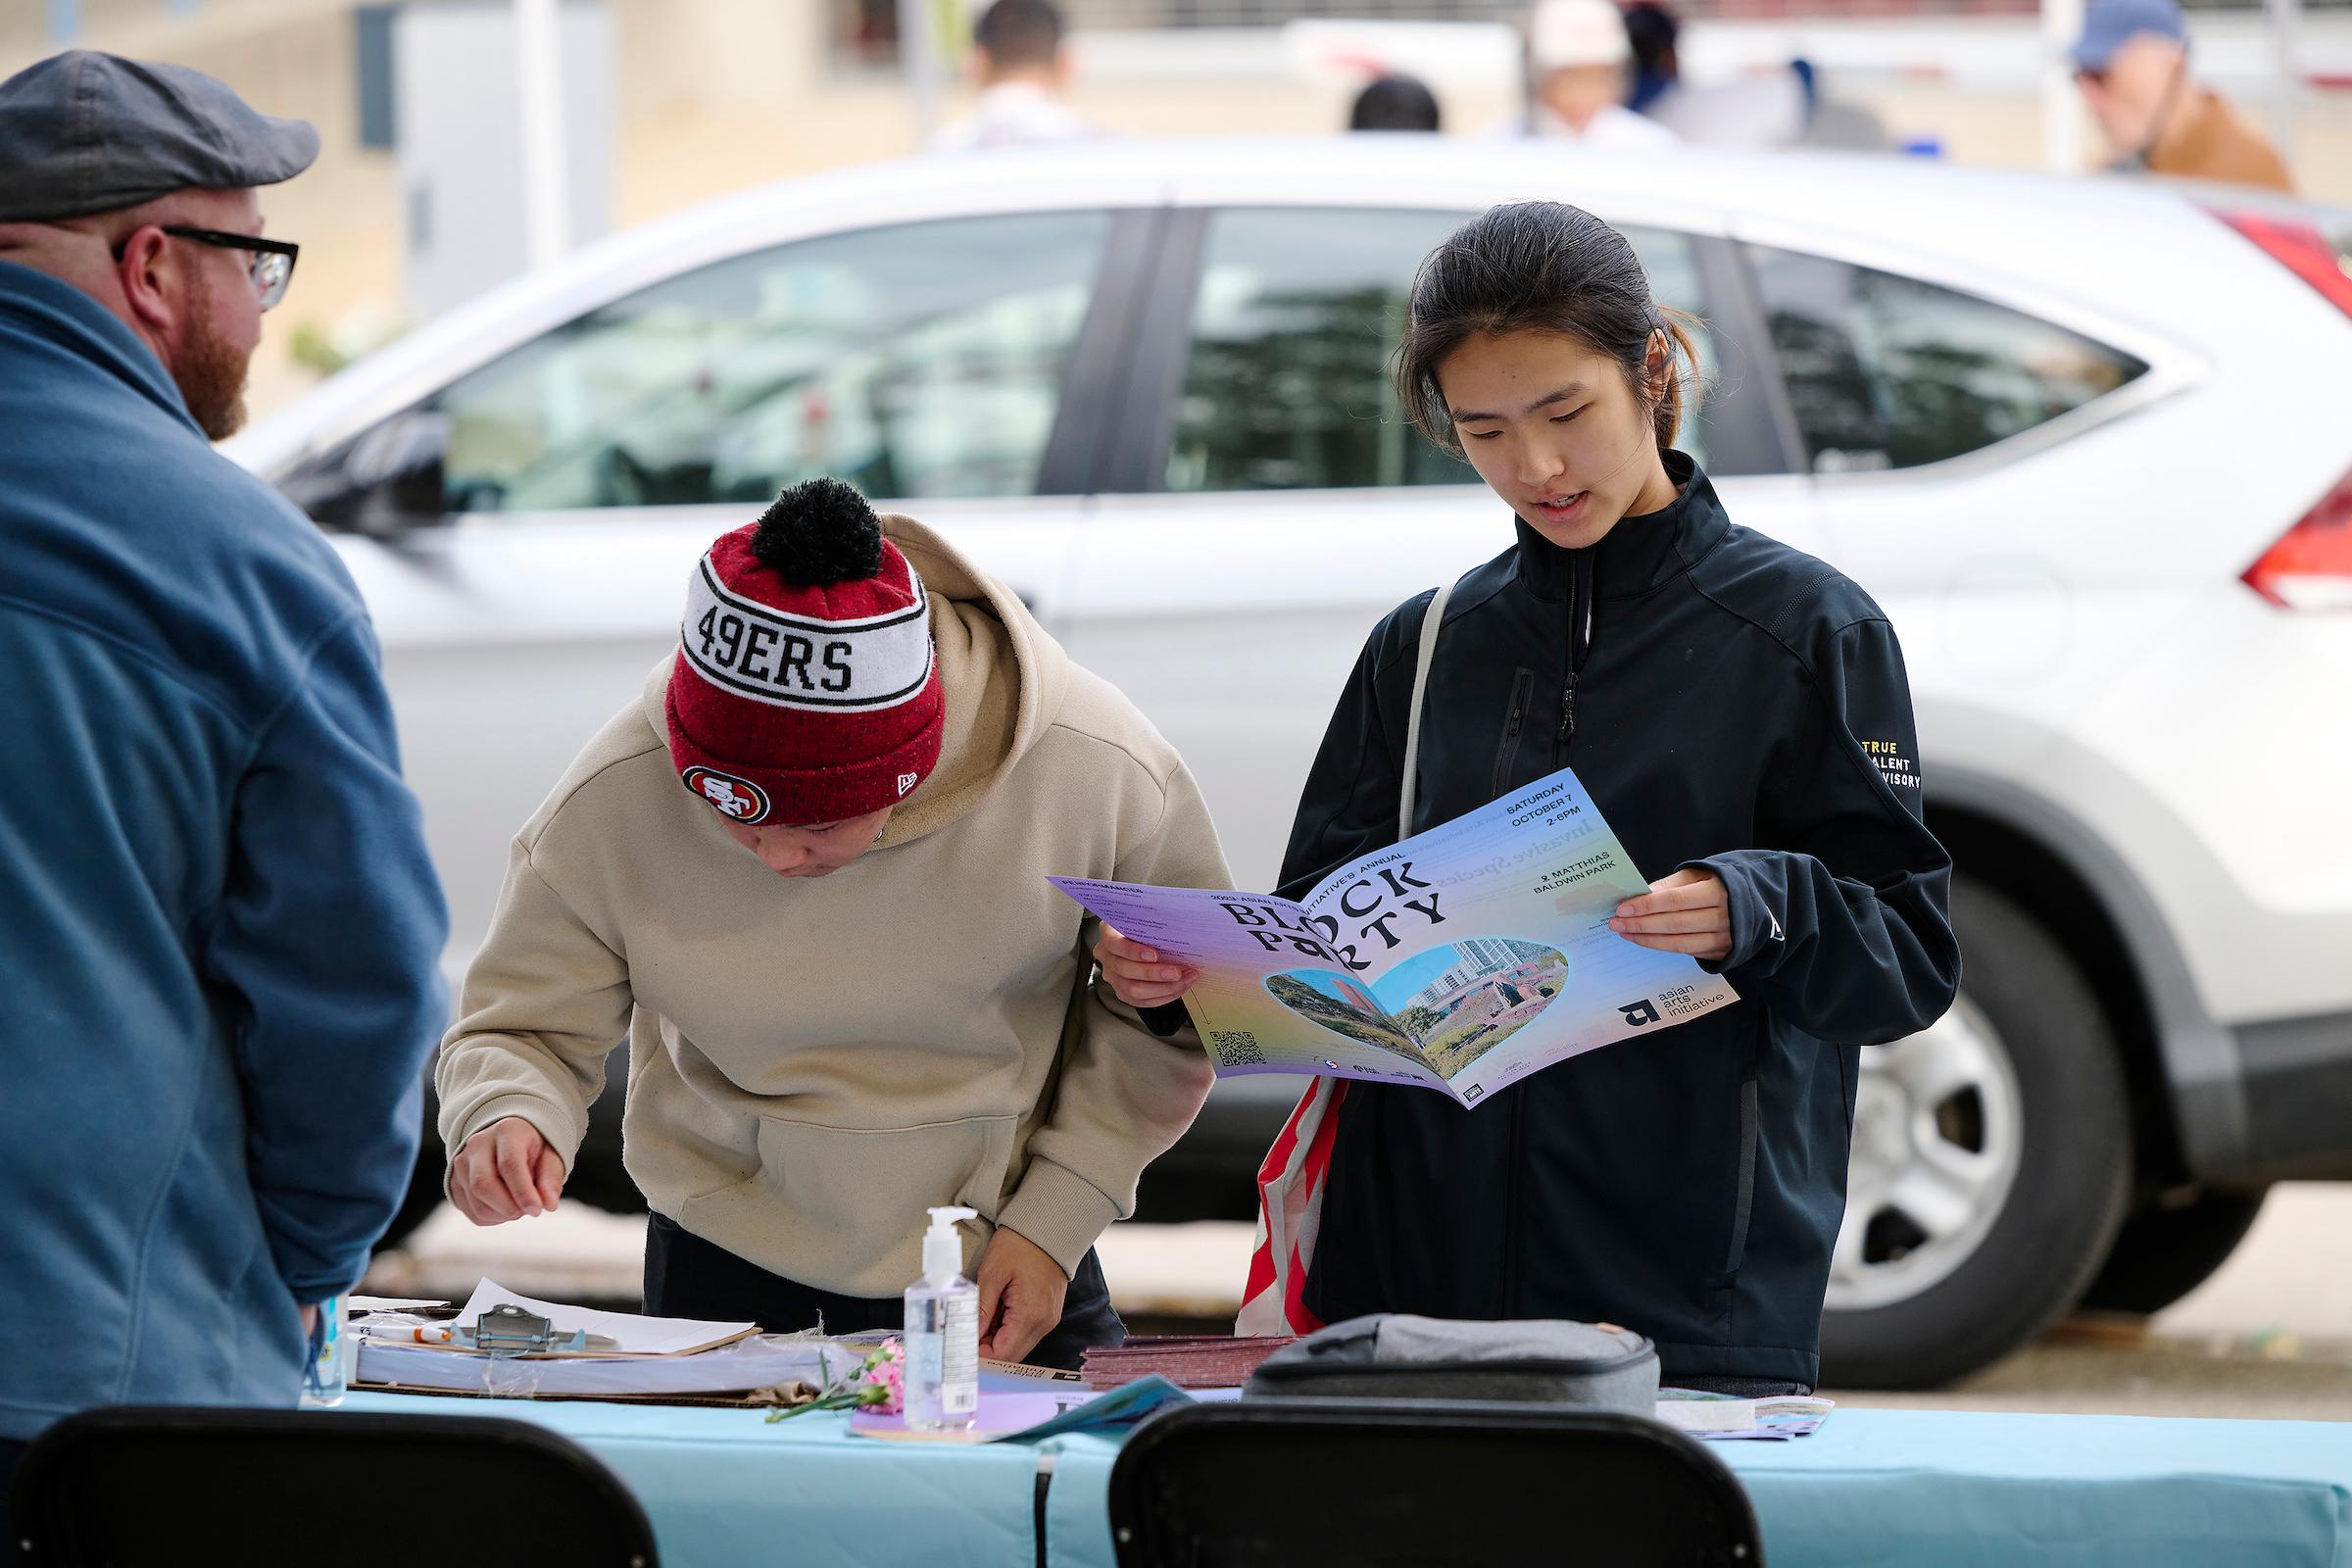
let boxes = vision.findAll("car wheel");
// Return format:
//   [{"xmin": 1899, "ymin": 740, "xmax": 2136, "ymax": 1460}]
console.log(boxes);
[
  {"xmin": 2079, "ymin": 1186, "xmax": 2269, "ymax": 1315},
  {"xmin": 1818, "ymin": 875, "xmax": 2131, "ymax": 1389}
]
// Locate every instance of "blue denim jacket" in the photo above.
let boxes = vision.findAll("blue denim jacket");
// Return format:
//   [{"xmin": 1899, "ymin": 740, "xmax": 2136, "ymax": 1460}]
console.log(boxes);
[{"xmin": 0, "ymin": 263, "xmax": 447, "ymax": 1442}]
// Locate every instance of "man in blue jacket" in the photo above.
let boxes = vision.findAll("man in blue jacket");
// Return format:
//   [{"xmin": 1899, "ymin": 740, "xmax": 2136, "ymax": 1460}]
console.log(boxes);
[{"xmin": 0, "ymin": 52, "xmax": 447, "ymax": 1498}]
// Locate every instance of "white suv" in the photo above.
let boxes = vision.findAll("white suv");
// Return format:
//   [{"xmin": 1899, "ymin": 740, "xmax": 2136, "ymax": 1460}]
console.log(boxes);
[{"xmin": 229, "ymin": 138, "xmax": 2352, "ymax": 1386}]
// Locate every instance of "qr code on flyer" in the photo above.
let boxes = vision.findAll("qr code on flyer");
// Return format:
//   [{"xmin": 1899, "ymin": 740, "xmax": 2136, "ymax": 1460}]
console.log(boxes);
[{"xmin": 1208, "ymin": 1030, "xmax": 1267, "ymax": 1066}]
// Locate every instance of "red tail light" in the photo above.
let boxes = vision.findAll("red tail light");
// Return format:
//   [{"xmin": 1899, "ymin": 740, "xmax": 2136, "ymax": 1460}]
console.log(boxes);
[
  {"xmin": 2211, "ymin": 208, "xmax": 2352, "ymax": 318},
  {"xmin": 2211, "ymin": 208, "xmax": 2352, "ymax": 608},
  {"xmin": 2243, "ymin": 466, "xmax": 2352, "ymax": 610}
]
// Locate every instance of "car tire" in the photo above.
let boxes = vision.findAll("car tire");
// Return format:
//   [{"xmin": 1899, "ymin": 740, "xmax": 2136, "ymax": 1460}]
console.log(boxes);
[
  {"xmin": 1818, "ymin": 874, "xmax": 2132, "ymax": 1390},
  {"xmin": 2079, "ymin": 1186, "xmax": 2269, "ymax": 1316}
]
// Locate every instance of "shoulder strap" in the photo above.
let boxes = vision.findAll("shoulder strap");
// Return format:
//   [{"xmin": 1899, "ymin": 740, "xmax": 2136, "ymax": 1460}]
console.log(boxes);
[{"xmin": 1398, "ymin": 579, "xmax": 1455, "ymax": 843}]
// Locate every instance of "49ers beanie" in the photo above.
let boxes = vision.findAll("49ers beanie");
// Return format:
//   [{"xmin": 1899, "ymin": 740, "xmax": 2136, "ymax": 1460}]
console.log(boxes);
[{"xmin": 665, "ymin": 478, "xmax": 944, "ymax": 826}]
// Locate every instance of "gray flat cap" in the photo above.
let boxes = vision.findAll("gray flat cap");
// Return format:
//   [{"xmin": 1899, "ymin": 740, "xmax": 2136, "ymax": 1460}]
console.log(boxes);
[{"xmin": 0, "ymin": 50, "xmax": 318, "ymax": 222}]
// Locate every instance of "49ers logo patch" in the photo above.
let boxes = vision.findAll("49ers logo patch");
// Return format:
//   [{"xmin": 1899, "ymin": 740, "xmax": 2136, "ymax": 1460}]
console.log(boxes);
[{"xmin": 682, "ymin": 766, "xmax": 770, "ymax": 823}]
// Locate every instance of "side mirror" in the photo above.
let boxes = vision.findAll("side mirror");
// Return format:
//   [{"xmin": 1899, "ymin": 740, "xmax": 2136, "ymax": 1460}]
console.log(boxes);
[{"xmin": 292, "ymin": 412, "xmax": 452, "ymax": 539}]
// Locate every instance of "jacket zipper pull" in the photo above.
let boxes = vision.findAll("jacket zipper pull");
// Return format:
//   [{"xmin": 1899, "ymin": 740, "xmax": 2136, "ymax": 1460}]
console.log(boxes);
[{"xmin": 1556, "ymin": 672, "xmax": 1579, "ymax": 748}]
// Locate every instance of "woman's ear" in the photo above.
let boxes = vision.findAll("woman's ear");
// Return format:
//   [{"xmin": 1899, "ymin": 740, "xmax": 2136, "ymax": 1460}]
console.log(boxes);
[{"xmin": 1644, "ymin": 328, "xmax": 1671, "ymax": 393}]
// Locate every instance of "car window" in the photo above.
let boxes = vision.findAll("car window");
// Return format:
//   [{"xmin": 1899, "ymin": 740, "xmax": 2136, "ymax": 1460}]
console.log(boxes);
[
  {"xmin": 1161, "ymin": 208, "xmax": 1721, "ymax": 493},
  {"xmin": 1744, "ymin": 244, "xmax": 2148, "ymax": 474},
  {"xmin": 428, "ymin": 211, "xmax": 1113, "ymax": 512}
]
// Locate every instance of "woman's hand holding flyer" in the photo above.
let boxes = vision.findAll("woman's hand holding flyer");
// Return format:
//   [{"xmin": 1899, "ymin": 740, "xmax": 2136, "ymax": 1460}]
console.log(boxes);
[{"xmin": 1610, "ymin": 868, "xmax": 1734, "ymax": 961}]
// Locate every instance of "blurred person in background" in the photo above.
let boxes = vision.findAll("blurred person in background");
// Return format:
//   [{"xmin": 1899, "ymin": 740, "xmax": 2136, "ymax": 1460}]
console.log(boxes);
[
  {"xmin": 1350, "ymin": 74, "xmax": 1443, "ymax": 133},
  {"xmin": 1623, "ymin": 1, "xmax": 1681, "ymax": 115},
  {"xmin": 932, "ymin": 0, "xmax": 1097, "ymax": 153},
  {"xmin": 0, "ymin": 52, "xmax": 447, "ymax": 1504},
  {"xmin": 1625, "ymin": 0, "xmax": 1885, "ymax": 151},
  {"xmin": 2072, "ymin": 0, "xmax": 2293, "ymax": 192},
  {"xmin": 1517, "ymin": 0, "xmax": 1680, "ymax": 150}
]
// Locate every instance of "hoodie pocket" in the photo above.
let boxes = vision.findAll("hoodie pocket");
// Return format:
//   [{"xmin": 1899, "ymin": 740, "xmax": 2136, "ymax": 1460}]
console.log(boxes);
[
  {"xmin": 677, "ymin": 1113, "xmax": 1021, "ymax": 1290},
  {"xmin": 758, "ymin": 1115, "xmax": 1015, "ymax": 1222},
  {"xmin": 1491, "ymin": 667, "xmax": 1537, "ymax": 799}
]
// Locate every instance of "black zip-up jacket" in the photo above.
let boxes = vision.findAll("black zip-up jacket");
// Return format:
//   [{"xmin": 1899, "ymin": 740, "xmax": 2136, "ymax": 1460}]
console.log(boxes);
[{"xmin": 1280, "ymin": 455, "xmax": 1961, "ymax": 1388}]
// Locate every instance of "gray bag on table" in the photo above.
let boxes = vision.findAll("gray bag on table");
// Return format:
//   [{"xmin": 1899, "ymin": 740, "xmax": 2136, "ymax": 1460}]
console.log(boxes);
[{"xmin": 1244, "ymin": 1314, "xmax": 1659, "ymax": 1414}]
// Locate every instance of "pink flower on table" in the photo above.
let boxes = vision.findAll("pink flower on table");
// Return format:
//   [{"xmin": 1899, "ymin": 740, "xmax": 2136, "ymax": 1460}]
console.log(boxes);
[
  {"xmin": 867, "ymin": 1354, "xmax": 905, "ymax": 1415},
  {"xmin": 858, "ymin": 1338, "xmax": 906, "ymax": 1415},
  {"xmin": 766, "ymin": 1336, "xmax": 909, "ymax": 1423}
]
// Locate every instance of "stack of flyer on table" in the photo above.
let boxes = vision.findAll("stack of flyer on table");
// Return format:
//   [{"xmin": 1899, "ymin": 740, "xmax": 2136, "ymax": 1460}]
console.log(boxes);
[
  {"xmin": 352, "ymin": 1279, "xmax": 849, "ymax": 1401},
  {"xmin": 1653, "ymin": 1388, "xmax": 1836, "ymax": 1441},
  {"xmin": 350, "ymin": 1282, "xmax": 1210, "ymax": 1442}
]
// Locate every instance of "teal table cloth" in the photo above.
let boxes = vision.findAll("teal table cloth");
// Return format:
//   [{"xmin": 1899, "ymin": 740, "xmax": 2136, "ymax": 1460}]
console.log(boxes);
[
  {"xmin": 331, "ymin": 1396, "xmax": 2352, "ymax": 1567},
  {"xmin": 1048, "ymin": 1408, "xmax": 2352, "ymax": 1568},
  {"xmin": 331, "ymin": 1392, "xmax": 1042, "ymax": 1567}
]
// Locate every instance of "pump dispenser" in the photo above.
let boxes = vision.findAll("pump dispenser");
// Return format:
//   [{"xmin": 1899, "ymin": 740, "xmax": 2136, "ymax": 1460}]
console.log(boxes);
[{"xmin": 904, "ymin": 1204, "xmax": 980, "ymax": 1430}]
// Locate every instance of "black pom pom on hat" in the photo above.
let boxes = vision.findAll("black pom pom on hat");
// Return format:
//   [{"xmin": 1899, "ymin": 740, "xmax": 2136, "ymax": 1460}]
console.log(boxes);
[{"xmin": 749, "ymin": 477, "xmax": 886, "ymax": 586}]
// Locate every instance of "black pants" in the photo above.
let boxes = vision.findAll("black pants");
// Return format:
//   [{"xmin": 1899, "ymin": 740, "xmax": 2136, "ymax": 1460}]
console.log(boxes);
[{"xmin": 643, "ymin": 1213, "xmax": 1125, "ymax": 1373}]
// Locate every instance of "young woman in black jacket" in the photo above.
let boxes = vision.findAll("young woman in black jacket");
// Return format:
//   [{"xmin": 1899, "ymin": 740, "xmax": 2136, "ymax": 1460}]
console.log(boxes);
[{"xmin": 1108, "ymin": 201, "xmax": 1962, "ymax": 1393}]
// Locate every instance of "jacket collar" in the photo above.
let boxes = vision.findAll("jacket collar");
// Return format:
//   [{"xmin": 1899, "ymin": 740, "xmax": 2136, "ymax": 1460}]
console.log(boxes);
[
  {"xmin": 0, "ymin": 261, "xmax": 203, "ymax": 437},
  {"xmin": 1511, "ymin": 449, "xmax": 1730, "ymax": 603}
]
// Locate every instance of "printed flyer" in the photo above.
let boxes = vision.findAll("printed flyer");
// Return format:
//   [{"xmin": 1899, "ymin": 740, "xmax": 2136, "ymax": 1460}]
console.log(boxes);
[{"xmin": 1051, "ymin": 766, "xmax": 1739, "ymax": 1108}]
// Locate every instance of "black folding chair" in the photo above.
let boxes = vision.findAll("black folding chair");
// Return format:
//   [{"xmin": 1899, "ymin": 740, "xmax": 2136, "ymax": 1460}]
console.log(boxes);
[
  {"xmin": 8, "ymin": 1406, "xmax": 659, "ymax": 1567},
  {"xmin": 1108, "ymin": 1398, "xmax": 1763, "ymax": 1567}
]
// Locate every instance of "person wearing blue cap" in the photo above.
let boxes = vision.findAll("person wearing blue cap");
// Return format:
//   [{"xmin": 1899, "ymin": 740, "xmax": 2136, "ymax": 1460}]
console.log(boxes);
[
  {"xmin": 0, "ymin": 50, "xmax": 448, "ymax": 1509},
  {"xmin": 2071, "ymin": 0, "xmax": 2292, "ymax": 191}
]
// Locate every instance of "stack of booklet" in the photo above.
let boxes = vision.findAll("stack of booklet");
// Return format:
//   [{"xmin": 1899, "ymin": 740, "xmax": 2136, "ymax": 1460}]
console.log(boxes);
[
  {"xmin": 353, "ymin": 1280, "xmax": 828, "ymax": 1400},
  {"xmin": 1653, "ymin": 1389, "xmax": 1836, "ymax": 1441},
  {"xmin": 1077, "ymin": 1335, "xmax": 1296, "ymax": 1391}
]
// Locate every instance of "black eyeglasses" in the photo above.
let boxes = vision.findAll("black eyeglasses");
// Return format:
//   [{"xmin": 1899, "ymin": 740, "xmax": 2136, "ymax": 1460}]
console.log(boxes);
[{"xmin": 112, "ymin": 224, "xmax": 300, "ymax": 311}]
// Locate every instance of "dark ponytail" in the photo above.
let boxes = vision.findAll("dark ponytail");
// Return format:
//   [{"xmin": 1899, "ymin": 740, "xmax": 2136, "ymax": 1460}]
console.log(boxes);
[{"xmin": 1395, "ymin": 201, "xmax": 1703, "ymax": 457}]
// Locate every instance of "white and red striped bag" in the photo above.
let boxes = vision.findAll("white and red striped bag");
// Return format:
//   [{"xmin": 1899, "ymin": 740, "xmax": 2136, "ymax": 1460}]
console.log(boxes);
[
  {"xmin": 1236, "ymin": 1076, "xmax": 1348, "ymax": 1335},
  {"xmin": 1235, "ymin": 574, "xmax": 1456, "ymax": 1338}
]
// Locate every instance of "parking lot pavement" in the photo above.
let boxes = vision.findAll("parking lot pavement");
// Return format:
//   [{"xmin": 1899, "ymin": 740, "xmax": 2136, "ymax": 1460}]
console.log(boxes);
[
  {"xmin": 366, "ymin": 1184, "xmax": 2352, "ymax": 1416},
  {"xmin": 362, "ymin": 1206, "xmax": 1258, "ymax": 1317}
]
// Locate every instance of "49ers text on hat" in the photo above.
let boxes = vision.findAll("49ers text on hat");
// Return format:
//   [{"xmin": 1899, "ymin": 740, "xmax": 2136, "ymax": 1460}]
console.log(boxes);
[{"xmin": 682, "ymin": 558, "xmax": 932, "ymax": 711}]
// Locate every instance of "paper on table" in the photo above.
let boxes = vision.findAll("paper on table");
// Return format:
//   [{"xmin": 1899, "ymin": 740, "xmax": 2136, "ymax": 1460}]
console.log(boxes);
[
  {"xmin": 1654, "ymin": 1390, "xmax": 1835, "ymax": 1441},
  {"xmin": 847, "ymin": 1392, "xmax": 1075, "ymax": 1445},
  {"xmin": 358, "ymin": 1334, "xmax": 852, "ymax": 1396},
  {"xmin": 1653, "ymin": 1397, "xmax": 1755, "ymax": 1434},
  {"xmin": 445, "ymin": 1279, "xmax": 757, "ymax": 1357},
  {"xmin": 348, "ymin": 1295, "xmax": 453, "ymax": 1312},
  {"xmin": 979, "ymin": 1356, "xmax": 1084, "ymax": 1384},
  {"xmin": 849, "ymin": 1375, "xmax": 1197, "ymax": 1445}
]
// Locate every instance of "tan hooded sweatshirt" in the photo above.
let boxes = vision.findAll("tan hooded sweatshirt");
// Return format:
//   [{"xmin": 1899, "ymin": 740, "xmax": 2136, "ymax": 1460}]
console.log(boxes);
[{"xmin": 435, "ymin": 514, "xmax": 1227, "ymax": 1296}]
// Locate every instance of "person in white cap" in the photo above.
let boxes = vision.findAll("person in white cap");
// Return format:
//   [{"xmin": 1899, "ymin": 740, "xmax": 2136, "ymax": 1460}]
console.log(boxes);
[{"xmin": 1519, "ymin": 0, "xmax": 1679, "ymax": 150}]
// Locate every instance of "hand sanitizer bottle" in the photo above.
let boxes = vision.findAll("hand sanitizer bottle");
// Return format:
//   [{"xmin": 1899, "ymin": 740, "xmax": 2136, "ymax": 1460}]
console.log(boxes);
[
  {"xmin": 298, "ymin": 1294, "xmax": 348, "ymax": 1409},
  {"xmin": 904, "ymin": 1205, "xmax": 980, "ymax": 1431}
]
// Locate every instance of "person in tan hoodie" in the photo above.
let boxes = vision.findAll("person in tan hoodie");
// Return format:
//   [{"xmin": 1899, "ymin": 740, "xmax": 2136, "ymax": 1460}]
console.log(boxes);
[{"xmin": 436, "ymin": 478, "xmax": 1224, "ymax": 1368}]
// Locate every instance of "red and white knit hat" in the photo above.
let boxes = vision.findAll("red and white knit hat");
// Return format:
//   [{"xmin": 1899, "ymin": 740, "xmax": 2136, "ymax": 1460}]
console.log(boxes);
[{"xmin": 665, "ymin": 478, "xmax": 943, "ymax": 826}]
